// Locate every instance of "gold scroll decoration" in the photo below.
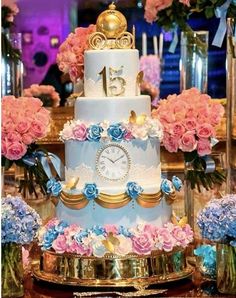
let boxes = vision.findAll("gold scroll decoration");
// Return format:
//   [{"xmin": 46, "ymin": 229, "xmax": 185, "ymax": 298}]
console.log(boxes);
[{"xmin": 59, "ymin": 190, "xmax": 176, "ymax": 210}]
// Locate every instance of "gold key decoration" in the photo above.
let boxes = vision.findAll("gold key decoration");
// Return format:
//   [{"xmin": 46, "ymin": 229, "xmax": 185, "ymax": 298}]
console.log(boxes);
[{"xmin": 89, "ymin": 3, "xmax": 135, "ymax": 50}]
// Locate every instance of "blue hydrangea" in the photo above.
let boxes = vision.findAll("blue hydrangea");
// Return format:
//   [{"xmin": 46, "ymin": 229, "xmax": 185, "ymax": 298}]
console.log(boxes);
[
  {"xmin": 107, "ymin": 123, "xmax": 125, "ymax": 141},
  {"xmin": 118, "ymin": 225, "xmax": 132, "ymax": 237},
  {"xmin": 160, "ymin": 179, "xmax": 174, "ymax": 195},
  {"xmin": 194, "ymin": 245, "xmax": 216, "ymax": 278},
  {"xmin": 42, "ymin": 228, "xmax": 59, "ymax": 250},
  {"xmin": 91, "ymin": 225, "xmax": 106, "ymax": 236},
  {"xmin": 126, "ymin": 182, "xmax": 143, "ymax": 200},
  {"xmin": 82, "ymin": 183, "xmax": 99, "ymax": 200},
  {"xmin": 46, "ymin": 178, "xmax": 62, "ymax": 196},
  {"xmin": 1, "ymin": 196, "xmax": 41, "ymax": 245},
  {"xmin": 172, "ymin": 176, "xmax": 182, "ymax": 191},
  {"xmin": 87, "ymin": 124, "xmax": 103, "ymax": 142}
]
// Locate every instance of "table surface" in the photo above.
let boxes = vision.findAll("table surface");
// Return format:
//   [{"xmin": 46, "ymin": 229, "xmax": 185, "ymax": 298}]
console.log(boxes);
[{"xmin": 23, "ymin": 273, "xmax": 233, "ymax": 298}]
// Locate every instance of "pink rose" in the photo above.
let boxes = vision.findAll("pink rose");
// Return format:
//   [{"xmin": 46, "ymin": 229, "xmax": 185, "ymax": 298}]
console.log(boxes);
[
  {"xmin": 6, "ymin": 131, "xmax": 22, "ymax": 143},
  {"xmin": 104, "ymin": 224, "xmax": 118, "ymax": 235},
  {"xmin": 29, "ymin": 120, "xmax": 47, "ymax": 139},
  {"xmin": 171, "ymin": 226, "xmax": 187, "ymax": 247},
  {"xmin": 182, "ymin": 224, "xmax": 194, "ymax": 242},
  {"xmin": 74, "ymin": 243, "xmax": 93, "ymax": 256},
  {"xmin": 197, "ymin": 138, "xmax": 212, "ymax": 156},
  {"xmin": 22, "ymin": 134, "xmax": 34, "ymax": 145},
  {"xmin": 15, "ymin": 120, "xmax": 31, "ymax": 134},
  {"xmin": 196, "ymin": 123, "xmax": 214, "ymax": 138},
  {"xmin": 45, "ymin": 218, "xmax": 60, "ymax": 229},
  {"xmin": 179, "ymin": 132, "xmax": 197, "ymax": 152},
  {"xmin": 72, "ymin": 123, "xmax": 87, "ymax": 141},
  {"xmin": 52, "ymin": 235, "xmax": 68, "ymax": 254},
  {"xmin": 1, "ymin": 139, "xmax": 7, "ymax": 156},
  {"xmin": 132, "ymin": 233, "xmax": 153, "ymax": 255},
  {"xmin": 183, "ymin": 118, "xmax": 197, "ymax": 131},
  {"xmin": 163, "ymin": 133, "xmax": 179, "ymax": 153},
  {"xmin": 123, "ymin": 130, "xmax": 133, "ymax": 141},
  {"xmin": 143, "ymin": 224, "xmax": 159, "ymax": 239},
  {"xmin": 5, "ymin": 141, "xmax": 27, "ymax": 160},
  {"xmin": 155, "ymin": 228, "xmax": 174, "ymax": 252},
  {"xmin": 170, "ymin": 122, "xmax": 186, "ymax": 136}
]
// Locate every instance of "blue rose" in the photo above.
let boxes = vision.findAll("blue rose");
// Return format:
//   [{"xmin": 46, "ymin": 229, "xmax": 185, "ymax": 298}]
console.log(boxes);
[
  {"xmin": 55, "ymin": 221, "xmax": 69, "ymax": 234},
  {"xmin": 42, "ymin": 229, "xmax": 58, "ymax": 250},
  {"xmin": 74, "ymin": 230, "xmax": 89, "ymax": 243},
  {"xmin": 161, "ymin": 179, "xmax": 174, "ymax": 195},
  {"xmin": 46, "ymin": 178, "xmax": 62, "ymax": 196},
  {"xmin": 118, "ymin": 225, "xmax": 132, "ymax": 237},
  {"xmin": 82, "ymin": 183, "xmax": 99, "ymax": 200},
  {"xmin": 91, "ymin": 225, "xmax": 106, "ymax": 236},
  {"xmin": 87, "ymin": 124, "xmax": 103, "ymax": 142},
  {"xmin": 126, "ymin": 182, "xmax": 143, "ymax": 200},
  {"xmin": 107, "ymin": 123, "xmax": 125, "ymax": 141},
  {"xmin": 172, "ymin": 176, "xmax": 182, "ymax": 191}
]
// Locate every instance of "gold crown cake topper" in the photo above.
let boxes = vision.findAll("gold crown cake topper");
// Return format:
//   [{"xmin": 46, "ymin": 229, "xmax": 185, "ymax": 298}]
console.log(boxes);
[{"xmin": 89, "ymin": 2, "xmax": 135, "ymax": 50}]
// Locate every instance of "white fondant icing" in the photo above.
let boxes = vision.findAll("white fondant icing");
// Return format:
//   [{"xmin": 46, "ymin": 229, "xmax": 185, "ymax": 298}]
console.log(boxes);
[
  {"xmin": 74, "ymin": 95, "xmax": 151, "ymax": 123},
  {"xmin": 56, "ymin": 197, "xmax": 172, "ymax": 229},
  {"xmin": 84, "ymin": 49, "xmax": 140, "ymax": 97}
]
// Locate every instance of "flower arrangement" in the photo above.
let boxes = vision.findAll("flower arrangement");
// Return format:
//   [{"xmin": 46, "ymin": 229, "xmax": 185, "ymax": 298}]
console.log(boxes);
[
  {"xmin": 57, "ymin": 25, "xmax": 96, "ymax": 82},
  {"xmin": 38, "ymin": 219, "xmax": 193, "ymax": 257},
  {"xmin": 60, "ymin": 114, "xmax": 163, "ymax": 143},
  {"xmin": 23, "ymin": 84, "xmax": 61, "ymax": 107},
  {"xmin": 152, "ymin": 88, "xmax": 225, "ymax": 191},
  {"xmin": 197, "ymin": 195, "xmax": 236, "ymax": 246},
  {"xmin": 1, "ymin": 195, "xmax": 41, "ymax": 296},
  {"xmin": 1, "ymin": 95, "xmax": 51, "ymax": 197}
]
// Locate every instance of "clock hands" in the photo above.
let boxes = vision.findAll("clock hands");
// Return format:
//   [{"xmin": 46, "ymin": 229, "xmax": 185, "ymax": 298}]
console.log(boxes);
[
  {"xmin": 103, "ymin": 156, "xmax": 115, "ymax": 163},
  {"xmin": 113, "ymin": 154, "xmax": 125, "ymax": 163}
]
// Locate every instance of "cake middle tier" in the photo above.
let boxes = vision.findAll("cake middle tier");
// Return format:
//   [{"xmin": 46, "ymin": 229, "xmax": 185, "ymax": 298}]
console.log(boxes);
[
  {"xmin": 64, "ymin": 139, "xmax": 161, "ymax": 193},
  {"xmin": 74, "ymin": 95, "xmax": 151, "ymax": 123}
]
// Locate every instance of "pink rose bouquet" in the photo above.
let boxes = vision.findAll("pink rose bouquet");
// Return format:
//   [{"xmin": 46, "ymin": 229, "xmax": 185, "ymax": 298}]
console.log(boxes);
[
  {"xmin": 1, "ymin": 95, "xmax": 51, "ymax": 196},
  {"xmin": 23, "ymin": 84, "xmax": 61, "ymax": 107},
  {"xmin": 152, "ymin": 88, "xmax": 225, "ymax": 191},
  {"xmin": 57, "ymin": 25, "xmax": 96, "ymax": 82}
]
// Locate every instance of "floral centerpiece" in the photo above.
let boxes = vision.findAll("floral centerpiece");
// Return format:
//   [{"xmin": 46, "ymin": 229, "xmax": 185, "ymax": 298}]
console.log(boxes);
[
  {"xmin": 38, "ymin": 219, "xmax": 193, "ymax": 257},
  {"xmin": 152, "ymin": 88, "xmax": 225, "ymax": 191},
  {"xmin": 197, "ymin": 194, "xmax": 236, "ymax": 294},
  {"xmin": 56, "ymin": 25, "xmax": 96, "ymax": 83},
  {"xmin": 1, "ymin": 195, "xmax": 41, "ymax": 297},
  {"xmin": 1, "ymin": 95, "xmax": 51, "ymax": 197},
  {"xmin": 23, "ymin": 84, "xmax": 61, "ymax": 107}
]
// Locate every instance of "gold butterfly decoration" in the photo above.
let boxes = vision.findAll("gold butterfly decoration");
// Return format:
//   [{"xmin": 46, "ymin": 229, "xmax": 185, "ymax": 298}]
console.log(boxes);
[
  {"xmin": 136, "ymin": 70, "xmax": 144, "ymax": 86},
  {"xmin": 64, "ymin": 177, "xmax": 80, "ymax": 190},
  {"xmin": 129, "ymin": 110, "xmax": 147, "ymax": 125},
  {"xmin": 171, "ymin": 212, "xmax": 188, "ymax": 227},
  {"xmin": 102, "ymin": 232, "xmax": 120, "ymax": 253}
]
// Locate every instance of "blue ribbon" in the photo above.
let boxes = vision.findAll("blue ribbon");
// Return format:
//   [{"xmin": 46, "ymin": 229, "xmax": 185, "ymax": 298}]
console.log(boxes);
[
  {"xmin": 22, "ymin": 151, "xmax": 64, "ymax": 180},
  {"xmin": 212, "ymin": 0, "xmax": 232, "ymax": 47},
  {"xmin": 168, "ymin": 26, "xmax": 178, "ymax": 53},
  {"xmin": 202, "ymin": 155, "xmax": 216, "ymax": 173}
]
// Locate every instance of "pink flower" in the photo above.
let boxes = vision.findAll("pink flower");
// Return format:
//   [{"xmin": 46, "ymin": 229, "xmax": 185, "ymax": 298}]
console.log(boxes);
[
  {"xmin": 22, "ymin": 247, "xmax": 29, "ymax": 271},
  {"xmin": 29, "ymin": 120, "xmax": 47, "ymax": 139},
  {"xmin": 169, "ymin": 122, "xmax": 186, "ymax": 137},
  {"xmin": 6, "ymin": 131, "xmax": 22, "ymax": 143},
  {"xmin": 183, "ymin": 118, "xmax": 197, "ymax": 131},
  {"xmin": 132, "ymin": 233, "xmax": 153, "ymax": 255},
  {"xmin": 45, "ymin": 218, "xmax": 60, "ymax": 229},
  {"xmin": 52, "ymin": 234, "xmax": 68, "ymax": 254},
  {"xmin": 182, "ymin": 224, "xmax": 194, "ymax": 242},
  {"xmin": 104, "ymin": 224, "xmax": 118, "ymax": 235},
  {"xmin": 123, "ymin": 130, "xmax": 133, "ymax": 141},
  {"xmin": 72, "ymin": 123, "xmax": 87, "ymax": 141},
  {"xmin": 143, "ymin": 224, "xmax": 159, "ymax": 239},
  {"xmin": 115, "ymin": 235, "xmax": 133, "ymax": 255},
  {"xmin": 15, "ymin": 120, "xmax": 31, "ymax": 134},
  {"xmin": 144, "ymin": 0, "xmax": 173, "ymax": 23},
  {"xmin": 155, "ymin": 228, "xmax": 175, "ymax": 252},
  {"xmin": 197, "ymin": 138, "xmax": 212, "ymax": 156},
  {"xmin": 5, "ymin": 141, "xmax": 27, "ymax": 160},
  {"xmin": 196, "ymin": 123, "xmax": 214, "ymax": 139},
  {"xmin": 171, "ymin": 226, "xmax": 187, "ymax": 247},
  {"xmin": 163, "ymin": 133, "xmax": 179, "ymax": 152},
  {"xmin": 179, "ymin": 132, "xmax": 197, "ymax": 152},
  {"xmin": 22, "ymin": 134, "xmax": 34, "ymax": 145},
  {"xmin": 179, "ymin": 0, "xmax": 190, "ymax": 6}
]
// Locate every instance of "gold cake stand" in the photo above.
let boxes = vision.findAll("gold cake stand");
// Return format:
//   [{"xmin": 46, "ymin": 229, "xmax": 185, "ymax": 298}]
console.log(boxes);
[{"xmin": 33, "ymin": 248, "xmax": 193, "ymax": 295}]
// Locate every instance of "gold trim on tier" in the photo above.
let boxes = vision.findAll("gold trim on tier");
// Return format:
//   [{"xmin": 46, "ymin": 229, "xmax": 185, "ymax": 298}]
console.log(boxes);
[
  {"xmin": 33, "ymin": 249, "xmax": 193, "ymax": 287},
  {"xmin": 59, "ymin": 190, "xmax": 176, "ymax": 210}
]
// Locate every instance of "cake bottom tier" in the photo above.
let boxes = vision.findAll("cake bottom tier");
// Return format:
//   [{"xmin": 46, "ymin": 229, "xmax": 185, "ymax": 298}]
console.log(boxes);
[{"xmin": 33, "ymin": 249, "xmax": 193, "ymax": 287}]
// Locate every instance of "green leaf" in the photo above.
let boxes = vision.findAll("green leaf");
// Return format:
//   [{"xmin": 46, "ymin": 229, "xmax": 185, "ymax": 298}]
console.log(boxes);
[{"xmin": 205, "ymin": 7, "xmax": 214, "ymax": 18}]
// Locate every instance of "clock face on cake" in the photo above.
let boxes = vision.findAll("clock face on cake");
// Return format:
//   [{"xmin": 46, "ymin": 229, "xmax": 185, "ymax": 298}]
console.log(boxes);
[{"xmin": 96, "ymin": 144, "xmax": 131, "ymax": 181}]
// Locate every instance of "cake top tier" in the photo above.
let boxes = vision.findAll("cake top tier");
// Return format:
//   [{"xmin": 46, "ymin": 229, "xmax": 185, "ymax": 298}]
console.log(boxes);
[{"xmin": 88, "ymin": 3, "xmax": 135, "ymax": 50}]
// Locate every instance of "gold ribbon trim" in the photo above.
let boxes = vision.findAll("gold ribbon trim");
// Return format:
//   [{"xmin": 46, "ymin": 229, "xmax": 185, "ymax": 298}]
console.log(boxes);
[{"xmin": 59, "ymin": 190, "xmax": 177, "ymax": 210}]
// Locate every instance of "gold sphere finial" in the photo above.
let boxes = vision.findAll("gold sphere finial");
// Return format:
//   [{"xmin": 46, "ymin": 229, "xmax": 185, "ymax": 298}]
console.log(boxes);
[{"xmin": 96, "ymin": 3, "xmax": 127, "ymax": 39}]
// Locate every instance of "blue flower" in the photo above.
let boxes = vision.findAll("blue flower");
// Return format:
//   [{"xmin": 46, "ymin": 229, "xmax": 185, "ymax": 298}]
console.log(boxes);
[
  {"xmin": 87, "ymin": 124, "xmax": 103, "ymax": 142},
  {"xmin": 161, "ymin": 179, "xmax": 174, "ymax": 195},
  {"xmin": 91, "ymin": 225, "xmax": 106, "ymax": 236},
  {"xmin": 107, "ymin": 123, "xmax": 125, "ymax": 141},
  {"xmin": 74, "ymin": 230, "xmax": 89, "ymax": 243},
  {"xmin": 46, "ymin": 178, "xmax": 62, "ymax": 196},
  {"xmin": 172, "ymin": 176, "xmax": 182, "ymax": 191},
  {"xmin": 42, "ymin": 228, "xmax": 58, "ymax": 250},
  {"xmin": 55, "ymin": 221, "xmax": 69, "ymax": 234},
  {"xmin": 126, "ymin": 182, "xmax": 143, "ymax": 200},
  {"xmin": 194, "ymin": 245, "xmax": 216, "ymax": 278},
  {"xmin": 82, "ymin": 183, "xmax": 99, "ymax": 200},
  {"xmin": 118, "ymin": 225, "xmax": 132, "ymax": 237}
]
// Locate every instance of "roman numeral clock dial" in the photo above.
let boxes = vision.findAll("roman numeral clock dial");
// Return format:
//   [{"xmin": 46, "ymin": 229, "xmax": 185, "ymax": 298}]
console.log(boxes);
[{"xmin": 96, "ymin": 144, "xmax": 131, "ymax": 181}]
